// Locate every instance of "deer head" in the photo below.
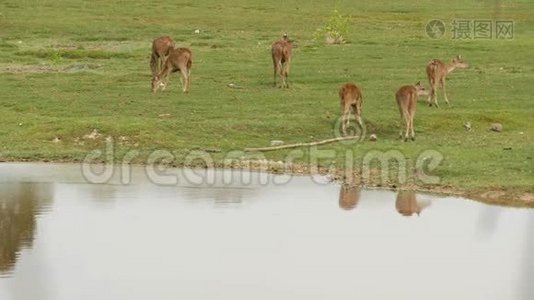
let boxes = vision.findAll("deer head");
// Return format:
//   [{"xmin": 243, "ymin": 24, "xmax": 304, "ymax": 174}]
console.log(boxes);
[
  {"xmin": 151, "ymin": 75, "xmax": 166, "ymax": 93},
  {"xmin": 452, "ymin": 55, "xmax": 469, "ymax": 69},
  {"xmin": 415, "ymin": 81, "xmax": 430, "ymax": 97}
]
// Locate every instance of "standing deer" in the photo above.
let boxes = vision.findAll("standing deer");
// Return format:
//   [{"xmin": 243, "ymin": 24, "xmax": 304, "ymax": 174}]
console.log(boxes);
[
  {"xmin": 150, "ymin": 36, "xmax": 175, "ymax": 76},
  {"xmin": 339, "ymin": 83, "xmax": 364, "ymax": 136},
  {"xmin": 271, "ymin": 33, "xmax": 293, "ymax": 88},
  {"xmin": 426, "ymin": 55, "xmax": 469, "ymax": 107},
  {"xmin": 151, "ymin": 48, "xmax": 192, "ymax": 94},
  {"xmin": 396, "ymin": 82, "xmax": 429, "ymax": 141}
]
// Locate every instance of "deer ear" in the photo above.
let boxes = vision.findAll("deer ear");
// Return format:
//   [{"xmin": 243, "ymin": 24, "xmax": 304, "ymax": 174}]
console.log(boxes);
[
  {"xmin": 416, "ymin": 81, "xmax": 421, "ymax": 86},
  {"xmin": 458, "ymin": 55, "xmax": 462, "ymax": 59}
]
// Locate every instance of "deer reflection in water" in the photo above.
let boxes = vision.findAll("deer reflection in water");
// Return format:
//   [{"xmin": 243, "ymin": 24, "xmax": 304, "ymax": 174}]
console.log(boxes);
[
  {"xmin": 0, "ymin": 183, "xmax": 53, "ymax": 276},
  {"xmin": 395, "ymin": 190, "xmax": 431, "ymax": 217},
  {"xmin": 338, "ymin": 184, "xmax": 361, "ymax": 211}
]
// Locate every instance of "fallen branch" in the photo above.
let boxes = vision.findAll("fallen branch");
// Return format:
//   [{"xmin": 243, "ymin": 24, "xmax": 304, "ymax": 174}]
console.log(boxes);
[{"xmin": 244, "ymin": 136, "xmax": 361, "ymax": 152}]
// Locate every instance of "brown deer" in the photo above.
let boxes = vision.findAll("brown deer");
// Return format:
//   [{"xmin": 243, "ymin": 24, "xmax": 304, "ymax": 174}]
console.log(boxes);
[
  {"xmin": 396, "ymin": 82, "xmax": 429, "ymax": 141},
  {"xmin": 151, "ymin": 48, "xmax": 192, "ymax": 94},
  {"xmin": 150, "ymin": 36, "xmax": 175, "ymax": 76},
  {"xmin": 271, "ymin": 33, "xmax": 293, "ymax": 88},
  {"xmin": 426, "ymin": 55, "xmax": 469, "ymax": 107},
  {"xmin": 339, "ymin": 83, "xmax": 364, "ymax": 136}
]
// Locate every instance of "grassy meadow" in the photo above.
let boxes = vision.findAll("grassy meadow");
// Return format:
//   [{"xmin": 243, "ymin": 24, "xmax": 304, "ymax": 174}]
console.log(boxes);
[{"xmin": 0, "ymin": 0, "xmax": 533, "ymax": 203}]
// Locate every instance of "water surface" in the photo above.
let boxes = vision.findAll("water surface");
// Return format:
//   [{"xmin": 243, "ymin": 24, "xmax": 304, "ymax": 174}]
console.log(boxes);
[{"xmin": 0, "ymin": 163, "xmax": 533, "ymax": 300}]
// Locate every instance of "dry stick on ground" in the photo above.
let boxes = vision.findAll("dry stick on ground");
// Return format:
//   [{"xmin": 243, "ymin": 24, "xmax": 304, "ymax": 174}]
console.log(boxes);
[{"xmin": 244, "ymin": 136, "xmax": 361, "ymax": 152}]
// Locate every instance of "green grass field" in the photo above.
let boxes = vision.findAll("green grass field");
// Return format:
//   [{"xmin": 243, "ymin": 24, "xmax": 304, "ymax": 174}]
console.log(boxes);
[{"xmin": 0, "ymin": 0, "xmax": 533, "ymax": 203}]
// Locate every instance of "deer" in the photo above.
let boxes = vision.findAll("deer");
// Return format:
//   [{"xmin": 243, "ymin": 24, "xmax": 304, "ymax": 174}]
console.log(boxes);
[
  {"xmin": 396, "ymin": 82, "xmax": 429, "ymax": 142},
  {"xmin": 271, "ymin": 33, "xmax": 293, "ymax": 88},
  {"xmin": 426, "ymin": 55, "xmax": 469, "ymax": 107},
  {"xmin": 151, "ymin": 47, "xmax": 192, "ymax": 94},
  {"xmin": 150, "ymin": 36, "xmax": 175, "ymax": 76},
  {"xmin": 339, "ymin": 83, "xmax": 364, "ymax": 136}
]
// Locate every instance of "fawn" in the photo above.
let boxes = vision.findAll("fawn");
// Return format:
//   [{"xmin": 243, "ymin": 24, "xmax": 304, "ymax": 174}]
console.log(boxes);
[
  {"xmin": 271, "ymin": 33, "xmax": 293, "ymax": 88},
  {"xmin": 396, "ymin": 82, "xmax": 429, "ymax": 141},
  {"xmin": 339, "ymin": 83, "xmax": 364, "ymax": 136},
  {"xmin": 151, "ymin": 48, "xmax": 192, "ymax": 94},
  {"xmin": 426, "ymin": 55, "xmax": 469, "ymax": 107},
  {"xmin": 150, "ymin": 36, "xmax": 175, "ymax": 76}
]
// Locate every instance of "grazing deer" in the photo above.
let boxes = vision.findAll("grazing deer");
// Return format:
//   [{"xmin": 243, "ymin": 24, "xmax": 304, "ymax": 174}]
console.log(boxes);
[
  {"xmin": 151, "ymin": 48, "xmax": 192, "ymax": 94},
  {"xmin": 339, "ymin": 83, "xmax": 364, "ymax": 136},
  {"xmin": 396, "ymin": 82, "xmax": 429, "ymax": 141},
  {"xmin": 426, "ymin": 55, "xmax": 469, "ymax": 107},
  {"xmin": 150, "ymin": 36, "xmax": 175, "ymax": 76},
  {"xmin": 271, "ymin": 33, "xmax": 293, "ymax": 88}
]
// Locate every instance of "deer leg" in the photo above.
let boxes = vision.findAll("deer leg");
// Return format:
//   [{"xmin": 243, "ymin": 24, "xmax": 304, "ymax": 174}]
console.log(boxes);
[
  {"xmin": 409, "ymin": 113, "xmax": 415, "ymax": 141},
  {"xmin": 341, "ymin": 112, "xmax": 349, "ymax": 136},
  {"xmin": 399, "ymin": 119, "xmax": 404, "ymax": 139},
  {"xmin": 162, "ymin": 73, "xmax": 171, "ymax": 91},
  {"xmin": 187, "ymin": 68, "xmax": 191, "ymax": 92},
  {"xmin": 353, "ymin": 105, "xmax": 364, "ymax": 136},
  {"xmin": 355, "ymin": 114, "xmax": 364, "ymax": 136},
  {"xmin": 283, "ymin": 64, "xmax": 289, "ymax": 88},
  {"xmin": 427, "ymin": 78, "xmax": 438, "ymax": 107},
  {"xmin": 185, "ymin": 69, "xmax": 190, "ymax": 93},
  {"xmin": 179, "ymin": 69, "xmax": 189, "ymax": 93},
  {"xmin": 272, "ymin": 58, "xmax": 278, "ymax": 87},
  {"xmin": 284, "ymin": 58, "xmax": 291, "ymax": 88},
  {"xmin": 278, "ymin": 62, "xmax": 286, "ymax": 88},
  {"xmin": 150, "ymin": 55, "xmax": 156, "ymax": 75},
  {"xmin": 441, "ymin": 79, "xmax": 450, "ymax": 106},
  {"xmin": 341, "ymin": 103, "xmax": 351, "ymax": 136},
  {"xmin": 431, "ymin": 82, "xmax": 439, "ymax": 108},
  {"xmin": 433, "ymin": 87, "xmax": 440, "ymax": 108},
  {"xmin": 157, "ymin": 56, "xmax": 164, "ymax": 75},
  {"xmin": 403, "ymin": 110, "xmax": 410, "ymax": 142},
  {"xmin": 398, "ymin": 106, "xmax": 404, "ymax": 139}
]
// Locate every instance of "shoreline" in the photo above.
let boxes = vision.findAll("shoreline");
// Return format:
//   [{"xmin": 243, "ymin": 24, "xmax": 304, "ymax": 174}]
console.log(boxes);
[{"xmin": 1, "ymin": 158, "xmax": 533, "ymax": 208}]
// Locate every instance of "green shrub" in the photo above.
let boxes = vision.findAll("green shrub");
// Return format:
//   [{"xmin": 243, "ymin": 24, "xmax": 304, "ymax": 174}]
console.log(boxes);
[{"xmin": 313, "ymin": 10, "xmax": 351, "ymax": 44}]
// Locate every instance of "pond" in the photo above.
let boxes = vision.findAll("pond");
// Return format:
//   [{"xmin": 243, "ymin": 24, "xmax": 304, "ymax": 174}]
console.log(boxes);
[{"xmin": 0, "ymin": 163, "xmax": 533, "ymax": 300}]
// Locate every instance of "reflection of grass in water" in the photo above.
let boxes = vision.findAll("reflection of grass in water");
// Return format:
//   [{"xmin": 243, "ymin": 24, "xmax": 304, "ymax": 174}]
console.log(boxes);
[
  {"xmin": 0, "ymin": 0, "xmax": 533, "ymax": 200},
  {"xmin": 0, "ymin": 184, "xmax": 54, "ymax": 275}
]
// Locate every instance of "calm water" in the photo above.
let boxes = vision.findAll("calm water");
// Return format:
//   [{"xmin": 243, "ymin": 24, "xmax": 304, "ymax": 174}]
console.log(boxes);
[{"xmin": 0, "ymin": 163, "xmax": 533, "ymax": 300}]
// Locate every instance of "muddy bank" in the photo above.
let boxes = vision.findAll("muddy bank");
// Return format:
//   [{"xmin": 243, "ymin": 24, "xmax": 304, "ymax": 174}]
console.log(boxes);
[{"xmin": 0, "ymin": 158, "xmax": 532, "ymax": 208}]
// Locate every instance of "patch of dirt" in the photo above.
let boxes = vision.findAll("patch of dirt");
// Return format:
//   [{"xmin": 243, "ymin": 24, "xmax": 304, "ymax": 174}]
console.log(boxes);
[
  {"xmin": 0, "ymin": 63, "xmax": 101, "ymax": 74},
  {"xmin": 466, "ymin": 190, "xmax": 534, "ymax": 208},
  {"xmin": 520, "ymin": 193, "xmax": 534, "ymax": 202},
  {"xmin": 0, "ymin": 64, "xmax": 62, "ymax": 74},
  {"xmin": 0, "ymin": 154, "xmax": 531, "ymax": 207}
]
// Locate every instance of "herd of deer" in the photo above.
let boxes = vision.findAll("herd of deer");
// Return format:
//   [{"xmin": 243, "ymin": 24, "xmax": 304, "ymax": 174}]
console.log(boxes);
[{"xmin": 149, "ymin": 34, "xmax": 469, "ymax": 142}]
